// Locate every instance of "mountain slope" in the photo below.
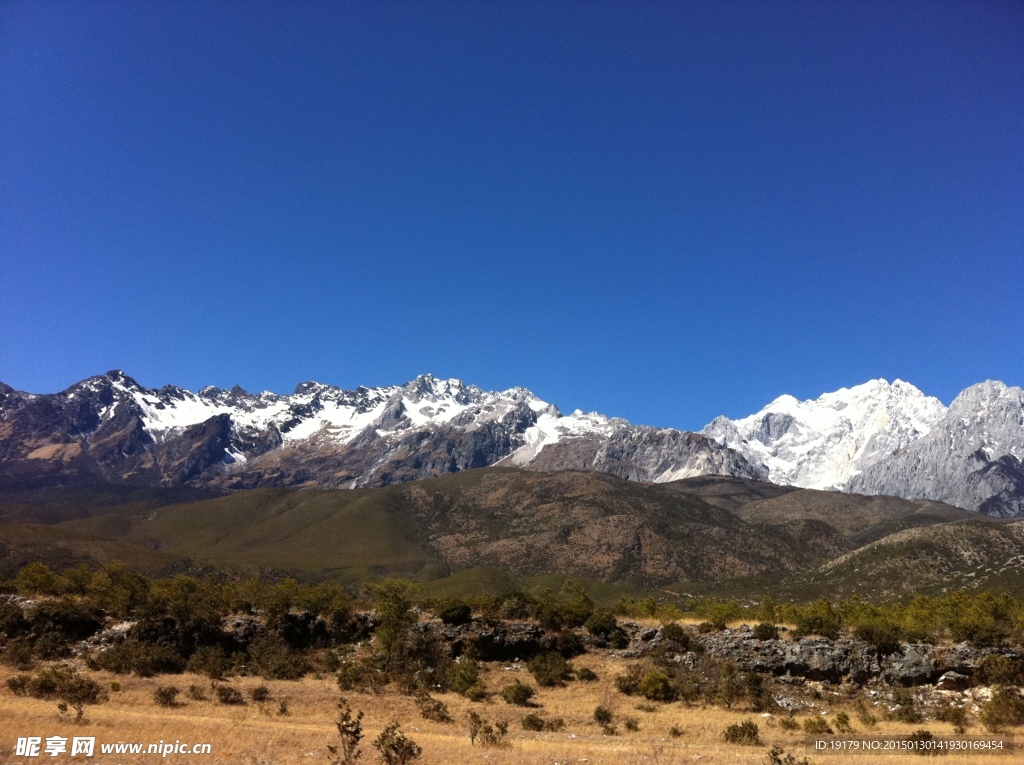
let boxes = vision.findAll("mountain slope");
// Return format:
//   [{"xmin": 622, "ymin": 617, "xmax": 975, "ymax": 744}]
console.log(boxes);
[{"xmin": 0, "ymin": 469, "xmax": 982, "ymax": 588}]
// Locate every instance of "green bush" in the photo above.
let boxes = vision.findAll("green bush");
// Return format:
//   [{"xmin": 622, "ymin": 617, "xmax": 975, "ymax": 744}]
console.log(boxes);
[
  {"xmin": 660, "ymin": 622, "xmax": 691, "ymax": 650},
  {"xmin": 436, "ymin": 600, "xmax": 473, "ymax": 626},
  {"xmin": 154, "ymin": 685, "xmax": 180, "ymax": 707},
  {"xmin": 594, "ymin": 705, "xmax": 613, "ymax": 725},
  {"xmin": 187, "ymin": 684, "xmax": 207, "ymax": 701},
  {"xmin": 623, "ymin": 716, "xmax": 639, "ymax": 731},
  {"xmin": 250, "ymin": 684, "xmax": 271, "ymax": 702},
  {"xmin": 449, "ymin": 656, "xmax": 482, "ymax": 697},
  {"xmin": 889, "ymin": 688, "xmax": 923, "ymax": 724},
  {"xmin": 980, "ymin": 686, "xmax": 1024, "ymax": 732},
  {"xmin": 614, "ymin": 663, "xmax": 644, "ymax": 695},
  {"xmin": 6, "ymin": 674, "xmax": 29, "ymax": 695},
  {"xmin": 185, "ymin": 645, "xmax": 230, "ymax": 679},
  {"xmin": 415, "ymin": 691, "xmax": 453, "ymax": 723},
  {"xmin": 854, "ymin": 621, "xmax": 903, "ymax": 655},
  {"xmin": 638, "ymin": 670, "xmax": 675, "ymax": 702},
  {"xmin": 248, "ymin": 636, "xmax": 308, "ymax": 680},
  {"xmin": 752, "ymin": 623, "xmax": 778, "ymax": 641},
  {"xmin": 833, "ymin": 711, "xmax": 853, "ymax": 733},
  {"xmin": 527, "ymin": 652, "xmax": 572, "ymax": 688},
  {"xmin": 0, "ymin": 600, "xmax": 28, "ymax": 636},
  {"xmin": 521, "ymin": 713, "xmax": 545, "ymax": 731},
  {"xmin": 976, "ymin": 655, "xmax": 1024, "ymax": 687},
  {"xmin": 576, "ymin": 667, "xmax": 598, "ymax": 682},
  {"xmin": 802, "ymin": 716, "xmax": 833, "ymax": 735},
  {"xmin": 215, "ymin": 684, "xmax": 244, "ymax": 705},
  {"xmin": 723, "ymin": 720, "xmax": 761, "ymax": 745},
  {"xmin": 500, "ymin": 680, "xmax": 535, "ymax": 706},
  {"xmin": 90, "ymin": 641, "xmax": 186, "ymax": 677}
]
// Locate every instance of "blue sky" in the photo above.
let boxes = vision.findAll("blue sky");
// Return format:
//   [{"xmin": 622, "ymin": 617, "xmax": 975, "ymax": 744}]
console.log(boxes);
[{"xmin": 1, "ymin": 1, "xmax": 1021, "ymax": 430}]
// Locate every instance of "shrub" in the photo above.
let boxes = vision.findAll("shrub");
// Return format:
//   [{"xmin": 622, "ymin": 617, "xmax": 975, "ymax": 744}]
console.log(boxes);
[
  {"xmin": 29, "ymin": 599, "xmax": 102, "ymax": 641},
  {"xmin": 154, "ymin": 685, "xmax": 180, "ymax": 707},
  {"xmin": 833, "ymin": 711, "xmax": 853, "ymax": 733},
  {"xmin": 1, "ymin": 639, "xmax": 35, "ymax": 670},
  {"xmin": 764, "ymin": 745, "xmax": 811, "ymax": 765},
  {"xmin": 543, "ymin": 717, "xmax": 565, "ymax": 732},
  {"xmin": 337, "ymin": 658, "xmax": 382, "ymax": 693},
  {"xmin": 576, "ymin": 667, "xmax": 598, "ymax": 682},
  {"xmin": 623, "ymin": 716, "xmax": 639, "ymax": 731},
  {"xmin": 415, "ymin": 691, "xmax": 453, "ymax": 723},
  {"xmin": 745, "ymin": 672, "xmax": 775, "ymax": 712},
  {"xmin": 723, "ymin": 720, "xmax": 761, "ymax": 745},
  {"xmin": 638, "ymin": 670, "xmax": 675, "ymax": 702},
  {"xmin": 802, "ymin": 716, "xmax": 833, "ymax": 735},
  {"xmin": 437, "ymin": 600, "xmax": 473, "ymax": 626},
  {"xmin": 753, "ymin": 623, "xmax": 778, "ymax": 641},
  {"xmin": 594, "ymin": 705, "xmax": 613, "ymax": 725},
  {"xmin": 215, "ymin": 685, "xmax": 244, "ymax": 705},
  {"xmin": 278, "ymin": 698, "xmax": 290, "ymax": 716},
  {"xmin": 374, "ymin": 725, "xmax": 421, "ymax": 765},
  {"xmin": 24, "ymin": 666, "xmax": 106, "ymax": 705},
  {"xmin": 718, "ymin": 660, "xmax": 742, "ymax": 709},
  {"xmin": 522, "ymin": 713, "xmax": 545, "ymax": 731},
  {"xmin": 976, "ymin": 655, "xmax": 1024, "ymax": 687},
  {"xmin": 889, "ymin": 688, "xmax": 923, "ymax": 724},
  {"xmin": 250, "ymin": 684, "xmax": 271, "ymax": 703},
  {"xmin": 980, "ymin": 686, "xmax": 1024, "ymax": 732},
  {"xmin": 90, "ymin": 641, "xmax": 186, "ymax": 677},
  {"xmin": 905, "ymin": 729, "xmax": 935, "ymax": 749},
  {"xmin": 854, "ymin": 621, "xmax": 903, "ymax": 655},
  {"xmin": 935, "ymin": 698, "xmax": 969, "ymax": 734},
  {"xmin": 501, "ymin": 680, "xmax": 535, "ymax": 706},
  {"xmin": 449, "ymin": 656, "xmax": 482, "ymax": 696},
  {"xmin": 248, "ymin": 636, "xmax": 308, "ymax": 680},
  {"xmin": 697, "ymin": 621, "xmax": 716, "ymax": 634},
  {"xmin": 669, "ymin": 725, "xmax": 683, "ymax": 738},
  {"xmin": 793, "ymin": 599, "xmax": 842, "ymax": 640},
  {"xmin": 0, "ymin": 600, "xmax": 28, "ymax": 637},
  {"xmin": 778, "ymin": 715, "xmax": 800, "ymax": 731},
  {"xmin": 328, "ymin": 699, "xmax": 364, "ymax": 765},
  {"xmin": 187, "ymin": 684, "xmax": 207, "ymax": 701},
  {"xmin": 466, "ymin": 711, "xmax": 507, "ymax": 747},
  {"xmin": 185, "ymin": 645, "xmax": 229, "ymax": 679},
  {"xmin": 660, "ymin": 622, "xmax": 690, "ymax": 648},
  {"xmin": 528, "ymin": 652, "xmax": 572, "ymax": 688},
  {"xmin": 614, "ymin": 664, "xmax": 644, "ymax": 695},
  {"xmin": 6, "ymin": 674, "xmax": 29, "ymax": 695},
  {"xmin": 853, "ymin": 697, "xmax": 878, "ymax": 728}
]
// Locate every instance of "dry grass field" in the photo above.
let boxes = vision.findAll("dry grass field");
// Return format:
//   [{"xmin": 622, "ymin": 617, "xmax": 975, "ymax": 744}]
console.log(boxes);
[{"xmin": 1, "ymin": 655, "xmax": 1016, "ymax": 765}]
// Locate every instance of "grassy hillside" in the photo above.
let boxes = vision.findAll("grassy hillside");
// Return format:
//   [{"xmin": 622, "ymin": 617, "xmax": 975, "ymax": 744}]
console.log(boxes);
[{"xmin": 0, "ymin": 468, "xmax": 1015, "ymax": 598}]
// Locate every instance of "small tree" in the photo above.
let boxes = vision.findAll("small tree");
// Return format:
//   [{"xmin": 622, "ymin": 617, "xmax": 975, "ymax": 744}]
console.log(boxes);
[
  {"xmin": 328, "ymin": 699, "xmax": 364, "ymax": 765},
  {"xmin": 373, "ymin": 721, "xmax": 422, "ymax": 765}
]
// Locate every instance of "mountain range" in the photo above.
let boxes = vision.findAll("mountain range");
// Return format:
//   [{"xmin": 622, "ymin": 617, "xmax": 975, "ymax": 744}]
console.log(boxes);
[{"xmin": 1, "ymin": 372, "xmax": 1022, "ymax": 516}]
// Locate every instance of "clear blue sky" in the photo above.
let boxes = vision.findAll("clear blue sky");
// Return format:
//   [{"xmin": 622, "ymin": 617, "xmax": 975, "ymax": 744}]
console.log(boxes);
[{"xmin": 2, "ymin": 1, "xmax": 1021, "ymax": 430}]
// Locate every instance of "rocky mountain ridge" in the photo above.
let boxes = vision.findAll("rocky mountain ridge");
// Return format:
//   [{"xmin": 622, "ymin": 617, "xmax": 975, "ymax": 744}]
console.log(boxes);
[
  {"xmin": 0, "ymin": 371, "xmax": 759, "ymax": 492},
  {"xmin": 704, "ymin": 379, "xmax": 1024, "ymax": 516},
  {"xmin": 2, "ymin": 371, "xmax": 1021, "ymax": 516}
]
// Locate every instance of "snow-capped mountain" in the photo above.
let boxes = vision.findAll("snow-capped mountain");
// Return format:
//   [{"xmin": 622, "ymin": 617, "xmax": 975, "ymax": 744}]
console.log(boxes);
[
  {"xmin": 0, "ymin": 371, "xmax": 760, "ymax": 491},
  {"xmin": 702, "ymin": 379, "xmax": 1024, "ymax": 516}
]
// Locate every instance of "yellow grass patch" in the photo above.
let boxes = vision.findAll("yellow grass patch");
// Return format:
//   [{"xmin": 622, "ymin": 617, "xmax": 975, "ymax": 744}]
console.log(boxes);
[{"xmin": 0, "ymin": 661, "xmax": 1014, "ymax": 765}]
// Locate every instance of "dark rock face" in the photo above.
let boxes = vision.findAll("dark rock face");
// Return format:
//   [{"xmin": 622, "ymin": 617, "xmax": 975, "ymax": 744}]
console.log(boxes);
[
  {"xmin": 657, "ymin": 626, "xmax": 1023, "ymax": 686},
  {"xmin": 412, "ymin": 620, "xmax": 548, "ymax": 662}
]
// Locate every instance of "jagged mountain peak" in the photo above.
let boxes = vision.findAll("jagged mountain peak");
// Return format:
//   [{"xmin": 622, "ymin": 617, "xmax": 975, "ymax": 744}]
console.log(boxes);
[{"xmin": 702, "ymin": 378, "xmax": 947, "ymax": 490}]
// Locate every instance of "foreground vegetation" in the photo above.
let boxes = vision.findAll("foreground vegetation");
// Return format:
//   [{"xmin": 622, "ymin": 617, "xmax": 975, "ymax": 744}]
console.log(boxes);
[{"xmin": 3, "ymin": 562, "xmax": 1024, "ymax": 763}]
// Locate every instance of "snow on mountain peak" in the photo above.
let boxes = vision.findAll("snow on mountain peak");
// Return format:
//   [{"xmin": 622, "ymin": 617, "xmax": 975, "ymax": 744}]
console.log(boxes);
[{"xmin": 701, "ymin": 378, "xmax": 947, "ymax": 490}]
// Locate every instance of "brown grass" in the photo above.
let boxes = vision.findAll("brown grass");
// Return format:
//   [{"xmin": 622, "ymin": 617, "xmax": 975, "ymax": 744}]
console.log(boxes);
[{"xmin": 0, "ymin": 659, "xmax": 1014, "ymax": 765}]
